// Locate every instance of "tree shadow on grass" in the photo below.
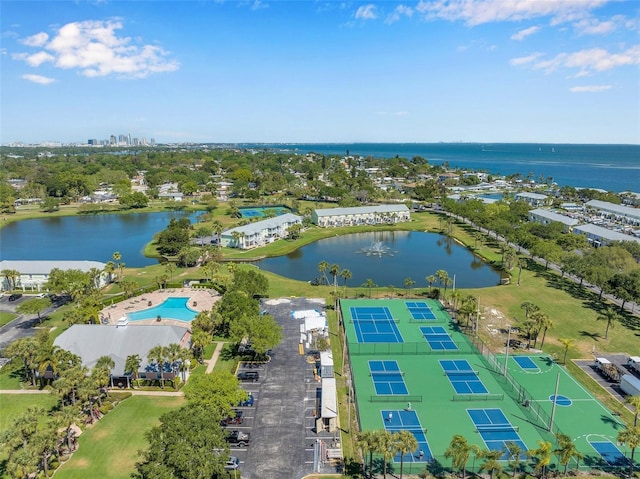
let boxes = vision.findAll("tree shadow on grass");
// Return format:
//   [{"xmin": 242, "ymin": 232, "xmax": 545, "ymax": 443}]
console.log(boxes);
[{"xmin": 579, "ymin": 330, "xmax": 602, "ymax": 341}]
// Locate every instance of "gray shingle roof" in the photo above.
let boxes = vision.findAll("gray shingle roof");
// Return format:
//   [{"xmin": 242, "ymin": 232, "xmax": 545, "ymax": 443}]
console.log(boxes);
[
  {"xmin": 0, "ymin": 260, "xmax": 107, "ymax": 275},
  {"xmin": 53, "ymin": 324, "xmax": 190, "ymax": 376}
]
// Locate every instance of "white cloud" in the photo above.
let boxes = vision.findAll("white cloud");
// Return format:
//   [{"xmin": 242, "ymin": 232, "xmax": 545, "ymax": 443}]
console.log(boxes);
[
  {"xmin": 21, "ymin": 32, "xmax": 48, "ymax": 47},
  {"xmin": 22, "ymin": 74, "xmax": 55, "ymax": 85},
  {"xmin": 509, "ymin": 52, "xmax": 542, "ymax": 66},
  {"xmin": 533, "ymin": 46, "xmax": 640, "ymax": 75},
  {"xmin": 14, "ymin": 19, "xmax": 179, "ymax": 79},
  {"xmin": 569, "ymin": 85, "xmax": 612, "ymax": 92},
  {"xmin": 415, "ymin": 0, "xmax": 607, "ymax": 26},
  {"xmin": 385, "ymin": 5, "xmax": 414, "ymax": 24},
  {"xmin": 20, "ymin": 51, "xmax": 55, "ymax": 67},
  {"xmin": 511, "ymin": 26, "xmax": 540, "ymax": 41},
  {"xmin": 250, "ymin": 0, "xmax": 268, "ymax": 10},
  {"xmin": 355, "ymin": 4, "xmax": 378, "ymax": 20}
]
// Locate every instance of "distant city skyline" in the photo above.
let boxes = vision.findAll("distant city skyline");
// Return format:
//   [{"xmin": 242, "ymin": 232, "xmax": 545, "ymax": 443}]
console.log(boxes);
[{"xmin": 1, "ymin": 1, "xmax": 639, "ymax": 145}]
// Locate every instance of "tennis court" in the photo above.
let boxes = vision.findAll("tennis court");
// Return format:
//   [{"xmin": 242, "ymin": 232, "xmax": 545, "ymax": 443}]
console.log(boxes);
[
  {"xmin": 340, "ymin": 298, "xmax": 632, "ymax": 475},
  {"xmin": 513, "ymin": 356, "xmax": 539, "ymax": 371},
  {"xmin": 590, "ymin": 440, "xmax": 629, "ymax": 466},
  {"xmin": 382, "ymin": 409, "xmax": 432, "ymax": 463},
  {"xmin": 440, "ymin": 359, "xmax": 488, "ymax": 394},
  {"xmin": 406, "ymin": 301, "xmax": 437, "ymax": 320},
  {"xmin": 468, "ymin": 408, "xmax": 526, "ymax": 458},
  {"xmin": 421, "ymin": 326, "xmax": 458, "ymax": 350},
  {"xmin": 351, "ymin": 306, "xmax": 403, "ymax": 343},
  {"xmin": 369, "ymin": 360, "xmax": 408, "ymax": 395}
]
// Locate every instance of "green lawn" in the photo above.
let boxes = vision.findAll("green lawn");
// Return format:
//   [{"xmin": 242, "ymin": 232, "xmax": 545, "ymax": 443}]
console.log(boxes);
[
  {"xmin": 0, "ymin": 393, "xmax": 58, "ymax": 434},
  {"xmin": 55, "ymin": 395, "xmax": 185, "ymax": 479},
  {"xmin": 0, "ymin": 312, "xmax": 17, "ymax": 328}
]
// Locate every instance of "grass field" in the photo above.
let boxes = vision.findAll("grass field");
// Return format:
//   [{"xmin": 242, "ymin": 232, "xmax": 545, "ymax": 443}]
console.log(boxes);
[{"xmin": 54, "ymin": 395, "xmax": 185, "ymax": 479}]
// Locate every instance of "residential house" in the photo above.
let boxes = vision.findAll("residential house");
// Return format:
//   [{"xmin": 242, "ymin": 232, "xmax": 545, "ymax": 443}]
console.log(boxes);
[
  {"xmin": 514, "ymin": 192, "xmax": 549, "ymax": 207},
  {"xmin": 528, "ymin": 208, "xmax": 579, "ymax": 232},
  {"xmin": 0, "ymin": 260, "xmax": 110, "ymax": 292},
  {"xmin": 220, "ymin": 213, "xmax": 303, "ymax": 249},
  {"xmin": 311, "ymin": 204, "xmax": 410, "ymax": 228}
]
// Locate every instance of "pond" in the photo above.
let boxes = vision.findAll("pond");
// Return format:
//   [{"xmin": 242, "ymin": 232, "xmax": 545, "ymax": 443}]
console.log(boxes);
[
  {"xmin": 0, "ymin": 211, "xmax": 201, "ymax": 267},
  {"xmin": 254, "ymin": 231, "xmax": 502, "ymax": 289}
]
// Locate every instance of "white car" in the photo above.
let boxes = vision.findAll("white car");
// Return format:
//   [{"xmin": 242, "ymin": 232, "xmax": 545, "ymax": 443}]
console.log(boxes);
[
  {"xmin": 225, "ymin": 456, "xmax": 240, "ymax": 470},
  {"xmin": 35, "ymin": 293, "xmax": 48, "ymax": 298}
]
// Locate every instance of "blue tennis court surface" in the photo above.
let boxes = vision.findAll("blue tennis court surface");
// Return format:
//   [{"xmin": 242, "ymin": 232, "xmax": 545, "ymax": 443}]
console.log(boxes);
[
  {"xmin": 369, "ymin": 360, "xmax": 409, "ymax": 395},
  {"xmin": 590, "ymin": 440, "xmax": 629, "ymax": 466},
  {"xmin": 382, "ymin": 409, "xmax": 432, "ymax": 463},
  {"xmin": 440, "ymin": 359, "xmax": 488, "ymax": 394},
  {"xmin": 514, "ymin": 356, "xmax": 539, "ymax": 371},
  {"xmin": 421, "ymin": 326, "xmax": 457, "ymax": 350},
  {"xmin": 468, "ymin": 408, "xmax": 526, "ymax": 458},
  {"xmin": 351, "ymin": 306, "xmax": 403, "ymax": 343},
  {"xmin": 406, "ymin": 301, "xmax": 437, "ymax": 320}
]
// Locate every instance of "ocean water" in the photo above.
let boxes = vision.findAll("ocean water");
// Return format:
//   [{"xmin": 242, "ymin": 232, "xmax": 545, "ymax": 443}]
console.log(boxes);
[{"xmin": 240, "ymin": 143, "xmax": 640, "ymax": 193}]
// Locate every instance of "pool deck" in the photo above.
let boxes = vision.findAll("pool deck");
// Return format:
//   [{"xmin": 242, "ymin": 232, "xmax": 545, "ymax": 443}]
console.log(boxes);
[{"xmin": 100, "ymin": 288, "xmax": 220, "ymax": 326}]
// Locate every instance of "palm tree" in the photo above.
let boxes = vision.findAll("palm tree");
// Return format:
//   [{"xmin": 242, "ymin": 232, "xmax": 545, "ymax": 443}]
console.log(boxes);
[
  {"xmin": 445, "ymin": 434, "xmax": 471, "ymax": 479},
  {"xmin": 627, "ymin": 395, "xmax": 640, "ymax": 427},
  {"xmin": 404, "ymin": 277, "xmax": 416, "ymax": 298},
  {"xmin": 212, "ymin": 219, "xmax": 223, "ymax": 244},
  {"xmin": 112, "ymin": 251, "xmax": 122, "ymax": 281},
  {"xmin": 425, "ymin": 275, "xmax": 437, "ymax": 293},
  {"xmin": 558, "ymin": 338, "xmax": 574, "ymax": 364},
  {"xmin": 2, "ymin": 268, "xmax": 21, "ymax": 291},
  {"xmin": 148, "ymin": 345, "xmax": 167, "ymax": 389},
  {"xmin": 530, "ymin": 311, "xmax": 550, "ymax": 349},
  {"xmin": 520, "ymin": 301, "xmax": 539, "ymax": 321},
  {"xmin": 506, "ymin": 441, "xmax": 524, "ymax": 477},
  {"xmin": 436, "ymin": 269, "xmax": 449, "ymax": 293},
  {"xmin": 553, "ymin": 433, "xmax": 583, "ymax": 477},
  {"xmin": 375, "ymin": 429, "xmax": 395, "ymax": 479},
  {"xmin": 362, "ymin": 278, "xmax": 377, "ymax": 298},
  {"xmin": 618, "ymin": 425, "xmax": 640, "ymax": 478},
  {"xmin": 356, "ymin": 429, "xmax": 378, "ymax": 476},
  {"xmin": 340, "ymin": 269, "xmax": 352, "ymax": 297},
  {"xmin": 596, "ymin": 307, "xmax": 619, "ymax": 339},
  {"xmin": 318, "ymin": 261, "xmax": 330, "ymax": 286},
  {"xmin": 93, "ymin": 355, "xmax": 115, "ymax": 391},
  {"xmin": 537, "ymin": 314, "xmax": 553, "ymax": 349},
  {"xmin": 165, "ymin": 263, "xmax": 176, "ymax": 282},
  {"xmin": 393, "ymin": 430, "xmax": 418, "ymax": 479},
  {"xmin": 329, "ymin": 264, "xmax": 340, "ymax": 294},
  {"xmin": 528, "ymin": 440, "xmax": 552, "ymax": 479},
  {"xmin": 478, "ymin": 449, "xmax": 503, "ymax": 479},
  {"xmin": 124, "ymin": 354, "xmax": 142, "ymax": 388},
  {"xmin": 54, "ymin": 405, "xmax": 82, "ymax": 453}
]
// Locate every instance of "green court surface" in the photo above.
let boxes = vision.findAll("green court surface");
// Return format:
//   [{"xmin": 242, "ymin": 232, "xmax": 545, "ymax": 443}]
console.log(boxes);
[{"xmin": 340, "ymin": 298, "xmax": 630, "ymax": 475}]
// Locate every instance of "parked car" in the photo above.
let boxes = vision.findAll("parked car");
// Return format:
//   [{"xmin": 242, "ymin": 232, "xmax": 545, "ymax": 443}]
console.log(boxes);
[
  {"xmin": 8, "ymin": 293, "xmax": 23, "ymax": 301},
  {"xmin": 237, "ymin": 393, "xmax": 255, "ymax": 407},
  {"xmin": 221, "ymin": 410, "xmax": 244, "ymax": 426},
  {"xmin": 237, "ymin": 371, "xmax": 259, "ymax": 382},
  {"xmin": 225, "ymin": 456, "xmax": 240, "ymax": 470},
  {"xmin": 226, "ymin": 430, "xmax": 250, "ymax": 447}
]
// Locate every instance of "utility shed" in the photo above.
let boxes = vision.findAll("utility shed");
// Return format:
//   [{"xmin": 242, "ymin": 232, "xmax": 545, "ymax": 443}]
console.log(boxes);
[
  {"xmin": 317, "ymin": 377, "xmax": 338, "ymax": 433},
  {"xmin": 320, "ymin": 351, "xmax": 334, "ymax": 378}
]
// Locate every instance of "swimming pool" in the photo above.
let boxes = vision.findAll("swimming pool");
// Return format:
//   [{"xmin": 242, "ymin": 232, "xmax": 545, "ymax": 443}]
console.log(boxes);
[{"xmin": 127, "ymin": 297, "xmax": 198, "ymax": 322}]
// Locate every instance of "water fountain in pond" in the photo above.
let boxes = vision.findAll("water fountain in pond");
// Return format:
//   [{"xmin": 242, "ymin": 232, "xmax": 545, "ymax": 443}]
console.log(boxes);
[{"xmin": 358, "ymin": 241, "xmax": 396, "ymax": 257}]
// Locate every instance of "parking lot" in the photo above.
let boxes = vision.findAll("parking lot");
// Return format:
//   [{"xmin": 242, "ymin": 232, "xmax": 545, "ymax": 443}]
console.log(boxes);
[
  {"xmin": 229, "ymin": 298, "xmax": 340, "ymax": 479},
  {"xmin": 573, "ymin": 353, "xmax": 638, "ymax": 411}
]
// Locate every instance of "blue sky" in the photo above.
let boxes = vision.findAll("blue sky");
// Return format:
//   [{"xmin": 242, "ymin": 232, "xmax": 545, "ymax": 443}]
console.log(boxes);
[{"xmin": 1, "ymin": 0, "xmax": 639, "ymax": 144}]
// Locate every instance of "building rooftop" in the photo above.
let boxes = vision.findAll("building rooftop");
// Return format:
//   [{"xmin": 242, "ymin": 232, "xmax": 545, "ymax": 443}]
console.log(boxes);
[{"xmin": 314, "ymin": 204, "xmax": 409, "ymax": 217}]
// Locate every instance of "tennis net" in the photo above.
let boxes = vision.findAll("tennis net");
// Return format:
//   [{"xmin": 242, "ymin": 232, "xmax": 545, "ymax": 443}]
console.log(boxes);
[
  {"xmin": 444, "ymin": 370, "xmax": 479, "ymax": 376},
  {"xmin": 350, "ymin": 318, "xmax": 400, "ymax": 324},
  {"xmin": 370, "ymin": 371, "xmax": 405, "ymax": 377},
  {"xmin": 476, "ymin": 424, "xmax": 519, "ymax": 433}
]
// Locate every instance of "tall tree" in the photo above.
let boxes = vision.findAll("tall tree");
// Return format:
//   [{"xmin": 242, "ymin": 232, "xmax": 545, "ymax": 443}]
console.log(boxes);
[
  {"xmin": 553, "ymin": 433, "xmax": 583, "ymax": 477},
  {"xmin": 374, "ymin": 429, "xmax": 395, "ymax": 479},
  {"xmin": 393, "ymin": 430, "xmax": 418, "ymax": 479},
  {"xmin": 528, "ymin": 440, "xmax": 552, "ymax": 479},
  {"xmin": 134, "ymin": 404, "xmax": 229, "ymax": 479},
  {"xmin": 558, "ymin": 338, "xmax": 574, "ymax": 364},
  {"xmin": 617, "ymin": 425, "xmax": 640, "ymax": 478},
  {"xmin": 340, "ymin": 269, "xmax": 352, "ymax": 296},
  {"xmin": 596, "ymin": 307, "xmax": 620, "ymax": 339},
  {"xmin": 356, "ymin": 430, "xmax": 378, "ymax": 477},
  {"xmin": 445, "ymin": 434, "xmax": 471, "ymax": 479}
]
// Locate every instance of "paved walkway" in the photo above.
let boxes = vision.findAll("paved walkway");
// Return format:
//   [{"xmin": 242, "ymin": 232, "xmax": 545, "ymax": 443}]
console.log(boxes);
[{"xmin": 206, "ymin": 341, "xmax": 225, "ymax": 374}]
